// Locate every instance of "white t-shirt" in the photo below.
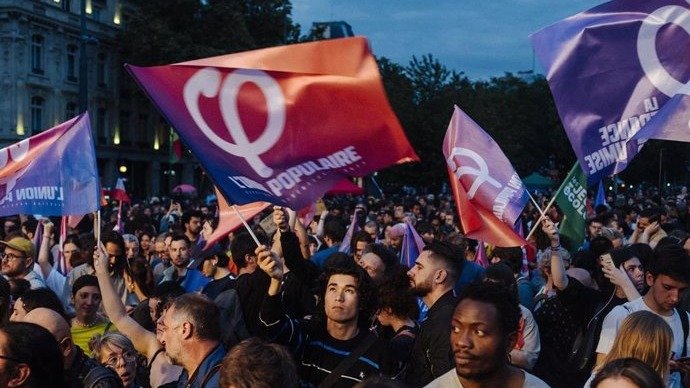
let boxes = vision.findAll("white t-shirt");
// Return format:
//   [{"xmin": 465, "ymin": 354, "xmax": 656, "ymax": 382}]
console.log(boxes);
[
  {"xmin": 596, "ymin": 297, "xmax": 689, "ymax": 388},
  {"xmin": 425, "ymin": 367, "xmax": 549, "ymax": 388}
]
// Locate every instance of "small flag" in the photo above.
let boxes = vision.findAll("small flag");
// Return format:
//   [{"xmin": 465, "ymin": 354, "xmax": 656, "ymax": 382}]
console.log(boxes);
[
  {"xmin": 203, "ymin": 186, "xmax": 270, "ymax": 251},
  {"xmin": 554, "ymin": 163, "xmax": 588, "ymax": 250},
  {"xmin": 400, "ymin": 222, "xmax": 426, "ymax": 269},
  {"xmin": 0, "ymin": 112, "xmax": 100, "ymax": 216},
  {"xmin": 475, "ymin": 240, "xmax": 488, "ymax": 268},
  {"xmin": 111, "ymin": 177, "xmax": 130, "ymax": 203}
]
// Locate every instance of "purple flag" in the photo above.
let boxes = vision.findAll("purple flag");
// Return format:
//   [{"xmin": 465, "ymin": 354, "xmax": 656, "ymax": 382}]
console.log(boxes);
[
  {"xmin": 475, "ymin": 241, "xmax": 488, "ymax": 268},
  {"xmin": 400, "ymin": 222, "xmax": 426, "ymax": 268},
  {"xmin": 445, "ymin": 106, "xmax": 529, "ymax": 227},
  {"xmin": 339, "ymin": 209, "xmax": 362, "ymax": 255},
  {"xmin": 531, "ymin": 0, "xmax": 690, "ymax": 184},
  {"xmin": 0, "ymin": 113, "xmax": 100, "ymax": 216}
]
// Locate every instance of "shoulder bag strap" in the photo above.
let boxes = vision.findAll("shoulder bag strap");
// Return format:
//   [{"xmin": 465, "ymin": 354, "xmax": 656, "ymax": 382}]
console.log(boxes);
[
  {"xmin": 677, "ymin": 308, "xmax": 689, "ymax": 358},
  {"xmin": 317, "ymin": 333, "xmax": 378, "ymax": 388}
]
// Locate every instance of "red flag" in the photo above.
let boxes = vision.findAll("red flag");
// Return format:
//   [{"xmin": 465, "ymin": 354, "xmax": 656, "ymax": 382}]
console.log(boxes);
[
  {"xmin": 443, "ymin": 106, "xmax": 527, "ymax": 247},
  {"xmin": 448, "ymin": 170, "xmax": 527, "ymax": 247},
  {"xmin": 126, "ymin": 37, "xmax": 419, "ymax": 209},
  {"xmin": 203, "ymin": 186, "xmax": 270, "ymax": 250},
  {"xmin": 110, "ymin": 177, "xmax": 130, "ymax": 203}
]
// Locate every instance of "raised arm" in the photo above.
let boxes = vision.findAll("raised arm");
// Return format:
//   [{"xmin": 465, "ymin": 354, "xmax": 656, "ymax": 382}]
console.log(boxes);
[
  {"xmin": 542, "ymin": 218, "xmax": 569, "ymax": 290},
  {"xmin": 94, "ymin": 242, "xmax": 160, "ymax": 359},
  {"xmin": 36, "ymin": 221, "xmax": 54, "ymax": 279}
]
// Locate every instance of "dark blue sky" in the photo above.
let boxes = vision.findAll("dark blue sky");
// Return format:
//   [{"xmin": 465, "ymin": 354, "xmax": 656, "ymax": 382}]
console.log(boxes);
[{"xmin": 292, "ymin": 0, "xmax": 604, "ymax": 80}]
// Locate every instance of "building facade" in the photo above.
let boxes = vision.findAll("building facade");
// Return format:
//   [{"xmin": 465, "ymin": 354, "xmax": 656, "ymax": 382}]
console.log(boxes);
[{"xmin": 0, "ymin": 0, "xmax": 196, "ymax": 199}]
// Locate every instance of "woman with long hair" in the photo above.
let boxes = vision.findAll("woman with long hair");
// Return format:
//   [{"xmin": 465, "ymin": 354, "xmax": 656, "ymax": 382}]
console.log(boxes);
[{"xmin": 586, "ymin": 310, "xmax": 673, "ymax": 387}]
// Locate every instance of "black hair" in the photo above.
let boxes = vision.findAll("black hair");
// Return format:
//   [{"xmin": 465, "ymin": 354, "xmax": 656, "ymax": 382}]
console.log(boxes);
[
  {"xmin": 457, "ymin": 281, "xmax": 521, "ymax": 338},
  {"xmin": 18, "ymin": 288, "xmax": 68, "ymax": 321},
  {"xmin": 648, "ymin": 243, "xmax": 690, "ymax": 284},
  {"xmin": 350, "ymin": 231, "xmax": 373, "ymax": 251},
  {"xmin": 230, "ymin": 232, "xmax": 257, "ymax": 269},
  {"xmin": 484, "ymin": 262, "xmax": 519, "ymax": 303},
  {"xmin": 316, "ymin": 261, "xmax": 376, "ymax": 329},
  {"xmin": 590, "ymin": 236, "xmax": 614, "ymax": 257},
  {"xmin": 377, "ymin": 266, "xmax": 419, "ymax": 320},
  {"xmin": 639, "ymin": 207, "xmax": 661, "ymax": 222},
  {"xmin": 491, "ymin": 247, "xmax": 523, "ymax": 274},
  {"xmin": 3, "ymin": 322, "xmax": 65, "ymax": 388},
  {"xmin": 103, "ymin": 231, "xmax": 127, "ymax": 274},
  {"xmin": 72, "ymin": 274, "xmax": 100, "ymax": 296},
  {"xmin": 181, "ymin": 210, "xmax": 203, "ymax": 226},
  {"xmin": 323, "ymin": 220, "xmax": 346, "ymax": 243},
  {"xmin": 125, "ymin": 256, "xmax": 155, "ymax": 298},
  {"xmin": 423, "ymin": 240, "xmax": 463, "ymax": 284},
  {"xmin": 0, "ymin": 276, "xmax": 9, "ymax": 327}
]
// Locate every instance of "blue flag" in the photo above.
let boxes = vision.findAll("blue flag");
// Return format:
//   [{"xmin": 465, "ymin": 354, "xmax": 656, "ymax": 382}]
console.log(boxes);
[
  {"xmin": 0, "ymin": 113, "xmax": 100, "ymax": 216},
  {"xmin": 531, "ymin": 0, "xmax": 690, "ymax": 184}
]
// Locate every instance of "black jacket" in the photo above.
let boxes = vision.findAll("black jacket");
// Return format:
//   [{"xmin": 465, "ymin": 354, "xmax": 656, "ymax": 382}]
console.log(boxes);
[{"xmin": 405, "ymin": 290, "xmax": 458, "ymax": 387}]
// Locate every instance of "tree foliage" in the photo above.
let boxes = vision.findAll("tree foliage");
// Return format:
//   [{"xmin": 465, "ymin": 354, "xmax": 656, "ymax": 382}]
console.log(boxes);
[
  {"xmin": 378, "ymin": 55, "xmax": 574, "ymax": 191},
  {"xmin": 120, "ymin": 0, "xmax": 300, "ymax": 66}
]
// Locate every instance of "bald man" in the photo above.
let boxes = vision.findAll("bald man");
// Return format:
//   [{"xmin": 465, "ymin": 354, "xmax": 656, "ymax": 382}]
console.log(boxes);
[{"xmin": 22, "ymin": 308, "xmax": 121, "ymax": 388}]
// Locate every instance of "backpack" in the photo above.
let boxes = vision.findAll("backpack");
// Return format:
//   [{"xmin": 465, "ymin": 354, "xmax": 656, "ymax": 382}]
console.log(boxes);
[{"xmin": 567, "ymin": 294, "xmax": 611, "ymax": 372}]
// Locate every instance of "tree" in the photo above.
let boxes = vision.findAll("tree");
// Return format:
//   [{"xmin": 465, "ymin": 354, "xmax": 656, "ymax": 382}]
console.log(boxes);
[{"xmin": 119, "ymin": 0, "xmax": 300, "ymax": 66}]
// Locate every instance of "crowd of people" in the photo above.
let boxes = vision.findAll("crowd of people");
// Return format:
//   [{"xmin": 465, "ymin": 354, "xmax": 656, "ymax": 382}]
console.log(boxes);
[{"xmin": 0, "ymin": 184, "xmax": 688, "ymax": 388}]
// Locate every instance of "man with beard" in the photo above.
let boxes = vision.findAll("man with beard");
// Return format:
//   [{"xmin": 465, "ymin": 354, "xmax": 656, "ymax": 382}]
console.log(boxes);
[
  {"xmin": 182, "ymin": 210, "xmax": 203, "ymax": 245},
  {"xmin": 426, "ymin": 282, "xmax": 548, "ymax": 387},
  {"xmin": 0, "ymin": 236, "xmax": 45, "ymax": 290},
  {"xmin": 160, "ymin": 235, "xmax": 208, "ymax": 292},
  {"xmin": 405, "ymin": 241, "xmax": 462, "ymax": 387}
]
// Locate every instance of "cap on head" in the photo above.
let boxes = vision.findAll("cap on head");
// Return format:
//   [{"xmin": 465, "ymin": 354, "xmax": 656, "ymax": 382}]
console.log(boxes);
[{"xmin": 0, "ymin": 237, "xmax": 34, "ymax": 258}]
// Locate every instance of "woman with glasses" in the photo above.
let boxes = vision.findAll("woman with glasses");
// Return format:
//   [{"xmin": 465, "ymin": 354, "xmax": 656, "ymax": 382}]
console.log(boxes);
[
  {"xmin": 93, "ymin": 242, "xmax": 183, "ymax": 387},
  {"xmin": 90, "ymin": 333, "xmax": 141, "ymax": 388}
]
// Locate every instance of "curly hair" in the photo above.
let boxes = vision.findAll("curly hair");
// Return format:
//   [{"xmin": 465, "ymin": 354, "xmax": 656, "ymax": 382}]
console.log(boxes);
[{"xmin": 376, "ymin": 266, "xmax": 418, "ymax": 320}]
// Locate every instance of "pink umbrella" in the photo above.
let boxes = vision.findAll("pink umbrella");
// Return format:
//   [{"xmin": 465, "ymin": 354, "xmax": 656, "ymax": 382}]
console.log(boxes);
[{"xmin": 172, "ymin": 184, "xmax": 197, "ymax": 196}]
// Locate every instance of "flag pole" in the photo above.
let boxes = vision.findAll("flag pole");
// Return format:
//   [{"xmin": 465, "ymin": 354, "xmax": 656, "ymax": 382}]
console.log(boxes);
[
  {"xmin": 232, "ymin": 205, "xmax": 262, "ymax": 247},
  {"xmin": 525, "ymin": 162, "xmax": 579, "ymax": 240}
]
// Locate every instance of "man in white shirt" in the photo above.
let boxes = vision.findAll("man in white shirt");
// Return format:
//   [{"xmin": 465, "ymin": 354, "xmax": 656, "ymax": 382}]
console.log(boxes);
[
  {"xmin": 596, "ymin": 243, "xmax": 690, "ymax": 388},
  {"xmin": 426, "ymin": 282, "xmax": 548, "ymax": 388}
]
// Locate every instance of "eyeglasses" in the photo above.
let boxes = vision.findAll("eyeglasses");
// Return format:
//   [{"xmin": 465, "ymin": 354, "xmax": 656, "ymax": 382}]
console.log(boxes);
[
  {"xmin": 103, "ymin": 351, "xmax": 137, "ymax": 368},
  {"xmin": 0, "ymin": 252, "xmax": 25, "ymax": 262},
  {"xmin": 0, "ymin": 354, "xmax": 23, "ymax": 364}
]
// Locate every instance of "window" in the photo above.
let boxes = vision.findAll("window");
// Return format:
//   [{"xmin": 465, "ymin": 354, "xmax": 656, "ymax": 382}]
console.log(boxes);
[
  {"xmin": 31, "ymin": 35, "xmax": 44, "ymax": 74},
  {"xmin": 97, "ymin": 52, "xmax": 106, "ymax": 87},
  {"xmin": 66, "ymin": 44, "xmax": 78, "ymax": 82},
  {"xmin": 96, "ymin": 107, "xmax": 107, "ymax": 138},
  {"xmin": 62, "ymin": 0, "xmax": 71, "ymax": 12},
  {"xmin": 138, "ymin": 114, "xmax": 149, "ymax": 143},
  {"xmin": 31, "ymin": 96, "xmax": 45, "ymax": 134},
  {"xmin": 92, "ymin": 6, "xmax": 102, "ymax": 22},
  {"xmin": 65, "ymin": 102, "xmax": 77, "ymax": 120}
]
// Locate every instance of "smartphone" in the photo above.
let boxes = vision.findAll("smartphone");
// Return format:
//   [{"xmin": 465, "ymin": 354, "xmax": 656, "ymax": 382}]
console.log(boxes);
[{"xmin": 600, "ymin": 253, "xmax": 614, "ymax": 270}]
